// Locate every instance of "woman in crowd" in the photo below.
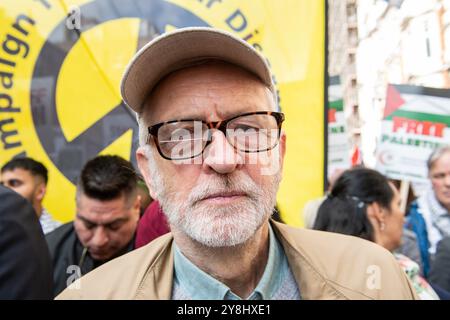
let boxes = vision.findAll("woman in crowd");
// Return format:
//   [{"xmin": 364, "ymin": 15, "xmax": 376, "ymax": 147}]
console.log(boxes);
[{"xmin": 313, "ymin": 167, "xmax": 439, "ymax": 300}]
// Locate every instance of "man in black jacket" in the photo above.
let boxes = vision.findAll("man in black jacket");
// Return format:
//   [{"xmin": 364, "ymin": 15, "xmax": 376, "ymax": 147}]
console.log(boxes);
[
  {"xmin": 46, "ymin": 155, "xmax": 140, "ymax": 297},
  {"xmin": 0, "ymin": 185, "xmax": 53, "ymax": 299},
  {"xmin": 429, "ymin": 237, "xmax": 450, "ymax": 293}
]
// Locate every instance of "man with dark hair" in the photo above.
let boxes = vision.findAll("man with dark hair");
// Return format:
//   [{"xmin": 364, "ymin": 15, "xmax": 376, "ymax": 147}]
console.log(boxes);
[
  {"xmin": 46, "ymin": 155, "xmax": 141, "ymax": 297},
  {"xmin": 1, "ymin": 157, "xmax": 61, "ymax": 234}
]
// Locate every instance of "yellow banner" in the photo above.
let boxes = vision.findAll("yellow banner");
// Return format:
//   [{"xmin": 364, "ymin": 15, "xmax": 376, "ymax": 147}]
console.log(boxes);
[{"xmin": 0, "ymin": 0, "xmax": 325, "ymax": 225}]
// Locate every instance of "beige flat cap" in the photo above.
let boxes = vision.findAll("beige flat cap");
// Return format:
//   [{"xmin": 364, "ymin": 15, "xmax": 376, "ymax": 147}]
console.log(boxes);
[{"xmin": 120, "ymin": 27, "xmax": 274, "ymax": 113}]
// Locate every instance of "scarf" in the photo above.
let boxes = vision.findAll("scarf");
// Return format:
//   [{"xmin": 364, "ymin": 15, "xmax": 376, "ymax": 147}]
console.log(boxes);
[{"xmin": 425, "ymin": 188, "xmax": 450, "ymax": 239}]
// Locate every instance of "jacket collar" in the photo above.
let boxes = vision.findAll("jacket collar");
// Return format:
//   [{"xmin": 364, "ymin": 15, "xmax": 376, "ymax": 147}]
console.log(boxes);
[
  {"xmin": 271, "ymin": 221, "xmax": 346, "ymax": 299},
  {"xmin": 134, "ymin": 236, "xmax": 174, "ymax": 299},
  {"xmin": 134, "ymin": 220, "xmax": 347, "ymax": 300}
]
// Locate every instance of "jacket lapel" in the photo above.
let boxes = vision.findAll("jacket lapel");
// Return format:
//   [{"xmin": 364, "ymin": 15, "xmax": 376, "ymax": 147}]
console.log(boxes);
[
  {"xmin": 133, "ymin": 221, "xmax": 349, "ymax": 300},
  {"xmin": 271, "ymin": 221, "xmax": 347, "ymax": 299},
  {"xmin": 134, "ymin": 236, "xmax": 174, "ymax": 300}
]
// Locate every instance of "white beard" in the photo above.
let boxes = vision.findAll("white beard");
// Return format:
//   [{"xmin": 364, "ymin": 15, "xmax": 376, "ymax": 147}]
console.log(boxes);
[{"xmin": 144, "ymin": 148, "xmax": 281, "ymax": 247}]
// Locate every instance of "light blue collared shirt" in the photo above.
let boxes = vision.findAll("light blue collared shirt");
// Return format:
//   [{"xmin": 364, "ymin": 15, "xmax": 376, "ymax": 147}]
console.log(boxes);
[{"xmin": 172, "ymin": 224, "xmax": 300, "ymax": 300}]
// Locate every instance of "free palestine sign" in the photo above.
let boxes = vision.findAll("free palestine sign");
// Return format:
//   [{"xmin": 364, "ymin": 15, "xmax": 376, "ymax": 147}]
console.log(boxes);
[{"xmin": 376, "ymin": 84, "xmax": 450, "ymax": 182}]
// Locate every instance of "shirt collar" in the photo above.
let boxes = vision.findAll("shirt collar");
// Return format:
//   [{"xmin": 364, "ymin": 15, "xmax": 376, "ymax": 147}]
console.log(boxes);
[
  {"xmin": 40, "ymin": 207, "xmax": 49, "ymax": 217},
  {"xmin": 173, "ymin": 224, "xmax": 287, "ymax": 300}
]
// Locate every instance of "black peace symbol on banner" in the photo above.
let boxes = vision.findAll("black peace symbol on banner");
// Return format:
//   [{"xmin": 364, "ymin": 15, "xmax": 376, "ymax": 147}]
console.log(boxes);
[{"xmin": 31, "ymin": 0, "xmax": 208, "ymax": 183}]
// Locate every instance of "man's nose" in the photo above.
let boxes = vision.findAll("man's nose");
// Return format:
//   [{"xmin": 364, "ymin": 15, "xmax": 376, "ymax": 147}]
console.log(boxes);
[
  {"xmin": 202, "ymin": 130, "xmax": 243, "ymax": 174},
  {"xmin": 91, "ymin": 227, "xmax": 109, "ymax": 247}
]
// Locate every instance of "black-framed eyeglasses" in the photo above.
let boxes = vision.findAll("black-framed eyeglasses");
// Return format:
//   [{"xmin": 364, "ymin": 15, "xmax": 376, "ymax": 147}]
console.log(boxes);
[{"xmin": 147, "ymin": 111, "xmax": 285, "ymax": 160}]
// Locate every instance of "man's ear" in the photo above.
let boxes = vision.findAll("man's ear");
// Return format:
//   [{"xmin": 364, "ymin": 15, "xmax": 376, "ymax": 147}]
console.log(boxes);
[
  {"xmin": 35, "ymin": 182, "xmax": 46, "ymax": 202},
  {"xmin": 132, "ymin": 194, "xmax": 142, "ymax": 218},
  {"xmin": 136, "ymin": 147, "xmax": 157, "ymax": 200},
  {"xmin": 134, "ymin": 194, "xmax": 141, "ymax": 210}
]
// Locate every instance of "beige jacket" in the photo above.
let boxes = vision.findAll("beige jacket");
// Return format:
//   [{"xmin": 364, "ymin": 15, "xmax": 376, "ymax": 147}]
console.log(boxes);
[{"xmin": 57, "ymin": 221, "xmax": 419, "ymax": 300}]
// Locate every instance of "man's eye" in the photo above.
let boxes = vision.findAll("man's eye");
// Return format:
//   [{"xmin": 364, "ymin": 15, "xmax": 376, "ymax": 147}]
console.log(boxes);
[
  {"xmin": 234, "ymin": 124, "xmax": 259, "ymax": 131},
  {"xmin": 172, "ymin": 127, "xmax": 195, "ymax": 137},
  {"xmin": 107, "ymin": 222, "xmax": 123, "ymax": 231},
  {"xmin": 83, "ymin": 221, "xmax": 95, "ymax": 229},
  {"xmin": 9, "ymin": 180, "xmax": 22, "ymax": 187}
]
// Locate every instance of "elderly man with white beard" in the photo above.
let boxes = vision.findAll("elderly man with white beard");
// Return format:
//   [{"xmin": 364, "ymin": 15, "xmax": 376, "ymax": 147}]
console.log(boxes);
[{"xmin": 57, "ymin": 27, "xmax": 418, "ymax": 300}]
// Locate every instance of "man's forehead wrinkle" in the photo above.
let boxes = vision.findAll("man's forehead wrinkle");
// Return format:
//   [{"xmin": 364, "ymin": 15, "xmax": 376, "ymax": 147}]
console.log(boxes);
[
  {"xmin": 162, "ymin": 77, "xmax": 269, "ymax": 102},
  {"xmin": 161, "ymin": 74, "xmax": 263, "ymax": 98},
  {"xmin": 88, "ymin": 205, "xmax": 118, "ymax": 213},
  {"xmin": 142, "ymin": 63, "xmax": 274, "ymax": 124},
  {"xmin": 154, "ymin": 61, "xmax": 266, "ymax": 97},
  {"xmin": 2, "ymin": 170, "xmax": 33, "ymax": 182},
  {"xmin": 78, "ymin": 213, "xmax": 127, "ymax": 226},
  {"xmin": 78, "ymin": 206, "xmax": 127, "ymax": 224}
]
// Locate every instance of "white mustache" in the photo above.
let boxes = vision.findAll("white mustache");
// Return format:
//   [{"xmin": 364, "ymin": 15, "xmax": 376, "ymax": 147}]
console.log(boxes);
[{"xmin": 187, "ymin": 173, "xmax": 259, "ymax": 207}]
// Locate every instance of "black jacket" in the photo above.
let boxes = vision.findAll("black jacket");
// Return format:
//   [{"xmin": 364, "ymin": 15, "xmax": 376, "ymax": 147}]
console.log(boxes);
[
  {"xmin": 429, "ymin": 237, "xmax": 450, "ymax": 293},
  {"xmin": 0, "ymin": 186, "xmax": 53, "ymax": 299},
  {"xmin": 46, "ymin": 222, "xmax": 134, "ymax": 297}
]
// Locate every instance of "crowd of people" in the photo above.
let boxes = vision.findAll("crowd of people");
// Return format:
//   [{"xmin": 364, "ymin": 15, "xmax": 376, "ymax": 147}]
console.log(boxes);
[
  {"xmin": 0, "ymin": 27, "xmax": 449, "ymax": 300},
  {"xmin": 304, "ymin": 146, "xmax": 450, "ymax": 299}
]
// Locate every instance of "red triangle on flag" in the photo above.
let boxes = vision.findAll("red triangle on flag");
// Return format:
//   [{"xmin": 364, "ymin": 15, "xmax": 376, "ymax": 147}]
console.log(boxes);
[
  {"xmin": 351, "ymin": 146, "xmax": 362, "ymax": 166},
  {"xmin": 384, "ymin": 85, "xmax": 405, "ymax": 118}
]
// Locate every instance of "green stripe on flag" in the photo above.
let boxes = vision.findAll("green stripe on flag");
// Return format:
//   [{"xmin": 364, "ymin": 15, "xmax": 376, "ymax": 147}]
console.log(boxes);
[
  {"xmin": 385, "ymin": 110, "xmax": 450, "ymax": 127},
  {"xmin": 329, "ymin": 100, "xmax": 343, "ymax": 111}
]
